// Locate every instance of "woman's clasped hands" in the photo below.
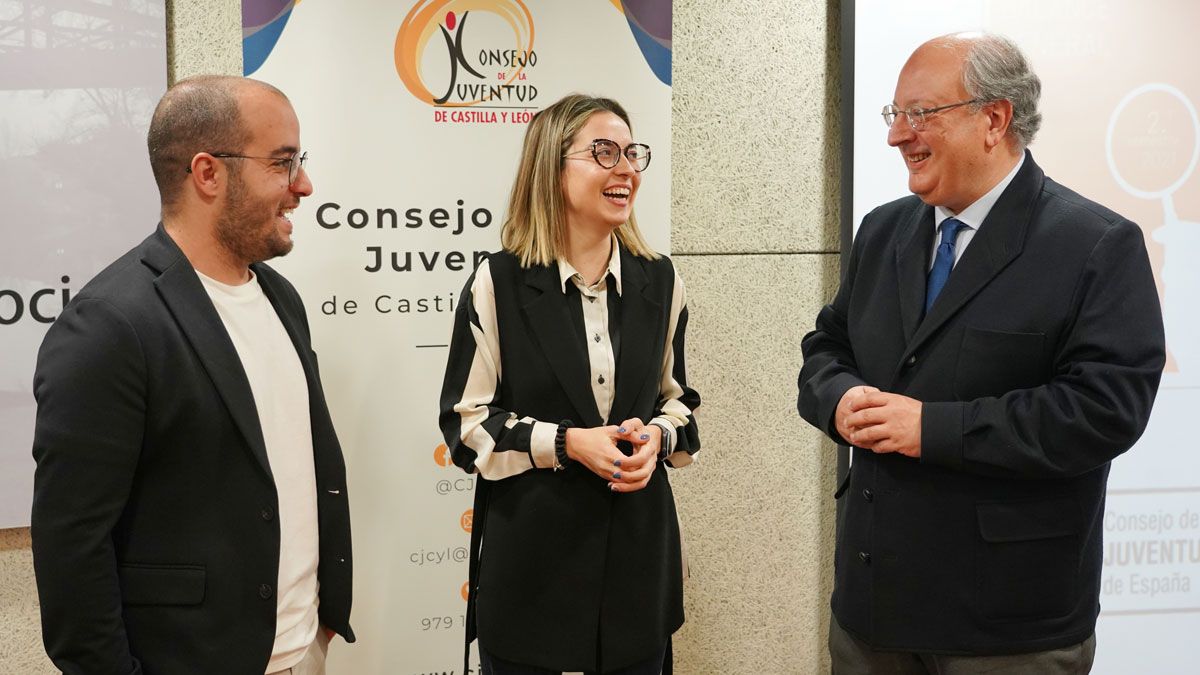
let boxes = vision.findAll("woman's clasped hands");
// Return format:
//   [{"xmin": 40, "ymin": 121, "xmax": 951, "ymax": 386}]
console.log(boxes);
[{"xmin": 565, "ymin": 418, "xmax": 661, "ymax": 493}]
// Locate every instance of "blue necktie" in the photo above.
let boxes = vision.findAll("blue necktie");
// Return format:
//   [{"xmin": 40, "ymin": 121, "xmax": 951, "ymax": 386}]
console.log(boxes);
[{"xmin": 925, "ymin": 218, "xmax": 967, "ymax": 314}]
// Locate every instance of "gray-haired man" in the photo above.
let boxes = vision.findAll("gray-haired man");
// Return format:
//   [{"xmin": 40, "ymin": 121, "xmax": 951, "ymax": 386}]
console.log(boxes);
[{"xmin": 798, "ymin": 33, "xmax": 1164, "ymax": 673}]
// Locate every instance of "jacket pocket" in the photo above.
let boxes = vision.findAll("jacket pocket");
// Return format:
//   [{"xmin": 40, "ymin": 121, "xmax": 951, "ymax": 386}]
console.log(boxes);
[
  {"xmin": 953, "ymin": 328, "xmax": 1045, "ymax": 401},
  {"xmin": 118, "ymin": 563, "xmax": 206, "ymax": 606},
  {"xmin": 975, "ymin": 499, "xmax": 1080, "ymax": 622}
]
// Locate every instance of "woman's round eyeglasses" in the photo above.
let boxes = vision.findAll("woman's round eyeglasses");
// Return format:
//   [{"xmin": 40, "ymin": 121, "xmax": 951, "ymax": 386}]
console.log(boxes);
[{"xmin": 563, "ymin": 139, "xmax": 651, "ymax": 172}]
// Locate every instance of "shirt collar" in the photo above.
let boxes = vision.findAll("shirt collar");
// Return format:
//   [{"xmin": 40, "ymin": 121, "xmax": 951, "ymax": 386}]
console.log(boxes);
[
  {"xmin": 557, "ymin": 235, "xmax": 623, "ymax": 295},
  {"xmin": 934, "ymin": 152, "xmax": 1025, "ymax": 231}
]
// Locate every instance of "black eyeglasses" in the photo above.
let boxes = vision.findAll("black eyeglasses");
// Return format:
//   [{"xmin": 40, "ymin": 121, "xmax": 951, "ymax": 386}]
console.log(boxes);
[
  {"xmin": 882, "ymin": 99, "xmax": 988, "ymax": 131},
  {"xmin": 187, "ymin": 150, "xmax": 308, "ymax": 185},
  {"xmin": 563, "ymin": 139, "xmax": 651, "ymax": 172}
]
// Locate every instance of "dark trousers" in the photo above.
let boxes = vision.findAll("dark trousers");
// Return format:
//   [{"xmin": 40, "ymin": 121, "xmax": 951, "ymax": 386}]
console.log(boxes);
[
  {"xmin": 829, "ymin": 617, "xmax": 1096, "ymax": 675},
  {"xmin": 479, "ymin": 642, "xmax": 668, "ymax": 675}
]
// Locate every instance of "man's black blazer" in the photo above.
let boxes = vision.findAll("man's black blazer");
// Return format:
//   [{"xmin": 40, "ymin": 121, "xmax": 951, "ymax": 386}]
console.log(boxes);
[
  {"xmin": 31, "ymin": 225, "xmax": 354, "ymax": 674},
  {"xmin": 798, "ymin": 153, "xmax": 1165, "ymax": 654}
]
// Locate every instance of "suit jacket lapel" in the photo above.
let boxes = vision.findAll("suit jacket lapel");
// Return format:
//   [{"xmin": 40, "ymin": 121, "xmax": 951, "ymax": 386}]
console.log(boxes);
[
  {"xmin": 908, "ymin": 153, "xmax": 1042, "ymax": 351},
  {"xmin": 255, "ymin": 266, "xmax": 320, "ymax": 400},
  {"xmin": 609, "ymin": 249, "xmax": 662, "ymax": 425},
  {"xmin": 895, "ymin": 204, "xmax": 936, "ymax": 344},
  {"xmin": 143, "ymin": 225, "xmax": 274, "ymax": 480},
  {"xmin": 521, "ymin": 264, "xmax": 604, "ymax": 428},
  {"xmin": 255, "ymin": 267, "xmax": 340, "ymax": 475}
]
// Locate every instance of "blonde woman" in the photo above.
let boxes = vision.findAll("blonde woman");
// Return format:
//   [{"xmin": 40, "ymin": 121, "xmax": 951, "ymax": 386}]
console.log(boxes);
[{"xmin": 439, "ymin": 94, "xmax": 701, "ymax": 675}]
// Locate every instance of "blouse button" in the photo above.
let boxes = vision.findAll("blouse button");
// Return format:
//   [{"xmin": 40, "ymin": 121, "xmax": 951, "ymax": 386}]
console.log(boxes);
[{"xmin": 598, "ymin": 376, "xmax": 605, "ymax": 384}]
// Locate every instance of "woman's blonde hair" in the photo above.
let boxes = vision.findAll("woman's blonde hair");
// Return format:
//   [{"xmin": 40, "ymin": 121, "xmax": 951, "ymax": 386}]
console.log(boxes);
[{"xmin": 500, "ymin": 94, "xmax": 659, "ymax": 267}]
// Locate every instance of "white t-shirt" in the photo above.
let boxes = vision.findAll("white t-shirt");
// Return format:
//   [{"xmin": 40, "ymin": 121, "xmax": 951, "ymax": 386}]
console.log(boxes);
[{"xmin": 197, "ymin": 270, "xmax": 320, "ymax": 673}]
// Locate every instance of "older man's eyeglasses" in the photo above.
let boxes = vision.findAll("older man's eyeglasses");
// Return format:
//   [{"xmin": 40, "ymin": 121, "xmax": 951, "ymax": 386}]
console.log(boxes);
[
  {"xmin": 882, "ymin": 100, "xmax": 987, "ymax": 131},
  {"xmin": 563, "ymin": 139, "xmax": 652, "ymax": 172},
  {"xmin": 187, "ymin": 150, "xmax": 309, "ymax": 185}
]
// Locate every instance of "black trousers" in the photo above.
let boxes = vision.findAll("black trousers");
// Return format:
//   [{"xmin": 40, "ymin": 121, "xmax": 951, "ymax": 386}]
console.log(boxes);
[
  {"xmin": 479, "ymin": 642, "xmax": 669, "ymax": 675},
  {"xmin": 829, "ymin": 617, "xmax": 1096, "ymax": 675}
]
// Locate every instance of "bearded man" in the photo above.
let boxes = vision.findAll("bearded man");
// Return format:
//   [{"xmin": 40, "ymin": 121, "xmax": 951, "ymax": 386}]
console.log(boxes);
[{"xmin": 31, "ymin": 75, "xmax": 354, "ymax": 675}]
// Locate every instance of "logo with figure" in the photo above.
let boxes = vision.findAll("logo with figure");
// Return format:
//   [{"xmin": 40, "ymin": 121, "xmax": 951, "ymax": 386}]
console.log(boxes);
[
  {"xmin": 395, "ymin": 0, "xmax": 537, "ymax": 108},
  {"xmin": 1106, "ymin": 83, "xmax": 1200, "ymax": 383}
]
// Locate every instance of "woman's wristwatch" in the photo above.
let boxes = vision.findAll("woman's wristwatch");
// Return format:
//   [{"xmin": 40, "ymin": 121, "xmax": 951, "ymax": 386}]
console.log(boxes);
[{"xmin": 651, "ymin": 422, "xmax": 672, "ymax": 463}]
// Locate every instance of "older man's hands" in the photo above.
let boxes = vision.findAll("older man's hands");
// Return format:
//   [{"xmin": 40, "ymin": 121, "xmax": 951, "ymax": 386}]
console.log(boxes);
[{"xmin": 836, "ymin": 386, "xmax": 923, "ymax": 458}]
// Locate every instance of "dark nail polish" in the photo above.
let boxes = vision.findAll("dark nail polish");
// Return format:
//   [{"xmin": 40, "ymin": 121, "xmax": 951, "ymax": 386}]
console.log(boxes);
[
  {"xmin": 614, "ymin": 459, "xmax": 622, "ymax": 467},
  {"xmin": 618, "ymin": 427, "xmax": 627, "ymax": 433},
  {"xmin": 612, "ymin": 472, "xmax": 621, "ymax": 479},
  {"xmin": 640, "ymin": 434, "xmax": 650, "ymax": 441}
]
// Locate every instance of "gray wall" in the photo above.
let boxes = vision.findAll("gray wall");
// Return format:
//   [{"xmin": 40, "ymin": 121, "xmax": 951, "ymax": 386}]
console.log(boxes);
[
  {"xmin": 0, "ymin": 1, "xmax": 842, "ymax": 672},
  {"xmin": 670, "ymin": 1, "xmax": 841, "ymax": 671}
]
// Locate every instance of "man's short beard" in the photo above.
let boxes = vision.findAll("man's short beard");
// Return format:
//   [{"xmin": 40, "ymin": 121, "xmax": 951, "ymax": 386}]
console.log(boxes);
[{"xmin": 215, "ymin": 167, "xmax": 293, "ymax": 266}]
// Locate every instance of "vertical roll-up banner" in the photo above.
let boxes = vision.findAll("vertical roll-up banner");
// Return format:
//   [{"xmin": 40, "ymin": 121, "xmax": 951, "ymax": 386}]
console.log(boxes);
[
  {"xmin": 246, "ymin": 1, "xmax": 672, "ymax": 671},
  {"xmin": 854, "ymin": 2, "xmax": 1199, "ymax": 672},
  {"xmin": 1, "ymin": 1, "xmax": 167, "ymax": 527}
]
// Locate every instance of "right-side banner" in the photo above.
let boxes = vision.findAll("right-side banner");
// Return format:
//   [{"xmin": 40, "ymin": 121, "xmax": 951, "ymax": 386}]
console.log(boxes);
[{"xmin": 854, "ymin": 2, "xmax": 1198, "ymax": 672}]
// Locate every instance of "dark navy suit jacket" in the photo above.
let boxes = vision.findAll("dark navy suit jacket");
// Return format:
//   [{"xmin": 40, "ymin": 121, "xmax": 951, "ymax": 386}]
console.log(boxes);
[{"xmin": 798, "ymin": 153, "xmax": 1165, "ymax": 654}]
